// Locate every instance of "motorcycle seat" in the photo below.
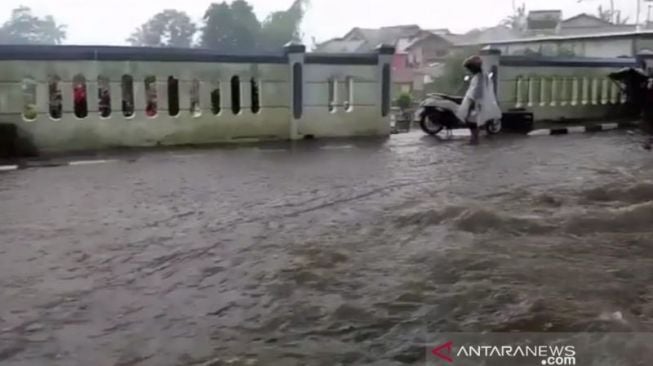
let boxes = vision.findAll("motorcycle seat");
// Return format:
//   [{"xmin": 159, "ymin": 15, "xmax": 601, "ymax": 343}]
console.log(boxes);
[{"xmin": 432, "ymin": 93, "xmax": 463, "ymax": 104}]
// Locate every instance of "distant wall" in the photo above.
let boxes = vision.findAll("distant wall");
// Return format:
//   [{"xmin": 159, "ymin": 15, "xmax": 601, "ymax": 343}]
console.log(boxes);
[
  {"xmin": 300, "ymin": 57, "xmax": 385, "ymax": 137},
  {"xmin": 494, "ymin": 55, "xmax": 638, "ymax": 121},
  {"xmin": 496, "ymin": 38, "xmax": 634, "ymax": 57},
  {"xmin": 0, "ymin": 44, "xmax": 395, "ymax": 155},
  {"xmin": 483, "ymin": 33, "xmax": 653, "ymax": 58}
]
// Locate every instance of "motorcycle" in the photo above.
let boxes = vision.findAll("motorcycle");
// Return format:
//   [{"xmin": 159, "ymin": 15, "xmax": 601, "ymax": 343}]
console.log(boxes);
[{"xmin": 415, "ymin": 73, "xmax": 502, "ymax": 136}]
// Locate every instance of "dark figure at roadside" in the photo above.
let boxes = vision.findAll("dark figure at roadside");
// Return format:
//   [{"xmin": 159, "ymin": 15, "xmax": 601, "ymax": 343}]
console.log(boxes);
[
  {"xmin": 99, "ymin": 88, "xmax": 111, "ymax": 118},
  {"xmin": 73, "ymin": 83, "xmax": 88, "ymax": 118},
  {"xmin": 122, "ymin": 99, "xmax": 134, "ymax": 117},
  {"xmin": 644, "ymin": 78, "xmax": 653, "ymax": 150},
  {"xmin": 50, "ymin": 90, "xmax": 62, "ymax": 119},
  {"xmin": 146, "ymin": 98, "xmax": 157, "ymax": 117}
]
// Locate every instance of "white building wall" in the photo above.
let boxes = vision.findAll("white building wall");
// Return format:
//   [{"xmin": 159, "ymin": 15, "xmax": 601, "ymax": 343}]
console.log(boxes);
[
  {"xmin": 495, "ymin": 38, "xmax": 633, "ymax": 57},
  {"xmin": 582, "ymin": 38, "xmax": 632, "ymax": 57}
]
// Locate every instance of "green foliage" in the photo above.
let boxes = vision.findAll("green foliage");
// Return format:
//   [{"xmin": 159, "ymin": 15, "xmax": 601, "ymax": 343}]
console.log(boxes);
[
  {"xmin": 260, "ymin": 0, "xmax": 309, "ymax": 50},
  {"xmin": 127, "ymin": 10, "xmax": 196, "ymax": 47},
  {"xmin": 425, "ymin": 49, "xmax": 480, "ymax": 96},
  {"xmin": 0, "ymin": 6, "xmax": 66, "ymax": 45},
  {"xmin": 199, "ymin": 0, "xmax": 308, "ymax": 52},
  {"xmin": 201, "ymin": 1, "xmax": 260, "ymax": 51},
  {"xmin": 23, "ymin": 104, "xmax": 37, "ymax": 120},
  {"xmin": 396, "ymin": 93, "xmax": 412, "ymax": 110}
]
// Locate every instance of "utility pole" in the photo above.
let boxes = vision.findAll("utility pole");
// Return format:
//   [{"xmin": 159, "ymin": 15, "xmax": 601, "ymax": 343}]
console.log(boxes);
[{"xmin": 644, "ymin": 0, "xmax": 653, "ymax": 28}]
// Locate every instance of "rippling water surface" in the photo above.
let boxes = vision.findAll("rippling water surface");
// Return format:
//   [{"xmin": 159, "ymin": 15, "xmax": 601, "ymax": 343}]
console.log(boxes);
[{"xmin": 1, "ymin": 131, "xmax": 653, "ymax": 365}]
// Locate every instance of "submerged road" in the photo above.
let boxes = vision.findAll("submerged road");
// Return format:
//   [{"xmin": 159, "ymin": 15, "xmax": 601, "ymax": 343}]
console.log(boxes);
[{"xmin": 2, "ymin": 131, "xmax": 653, "ymax": 365}]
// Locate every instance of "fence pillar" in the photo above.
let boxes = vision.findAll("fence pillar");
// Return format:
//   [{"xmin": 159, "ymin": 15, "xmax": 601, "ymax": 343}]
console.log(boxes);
[
  {"xmin": 285, "ymin": 42, "xmax": 306, "ymax": 140},
  {"xmin": 480, "ymin": 48, "xmax": 501, "ymax": 95},
  {"xmin": 376, "ymin": 44, "xmax": 395, "ymax": 120}
]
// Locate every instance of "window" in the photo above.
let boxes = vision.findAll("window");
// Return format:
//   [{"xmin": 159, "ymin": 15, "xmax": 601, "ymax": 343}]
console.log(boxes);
[
  {"xmin": 48, "ymin": 75, "xmax": 62, "ymax": 120},
  {"xmin": 190, "ymin": 79, "xmax": 201, "ymax": 116},
  {"xmin": 145, "ymin": 76, "xmax": 157, "ymax": 117},
  {"xmin": 22, "ymin": 77, "xmax": 37, "ymax": 121},
  {"xmin": 250, "ymin": 78, "xmax": 260, "ymax": 114},
  {"xmin": 98, "ymin": 75, "xmax": 111, "ymax": 118},
  {"xmin": 344, "ymin": 77, "xmax": 353, "ymax": 112},
  {"xmin": 211, "ymin": 85, "xmax": 221, "ymax": 115},
  {"xmin": 121, "ymin": 75, "xmax": 134, "ymax": 117},
  {"xmin": 328, "ymin": 78, "xmax": 337, "ymax": 112},
  {"xmin": 231, "ymin": 76, "xmax": 241, "ymax": 114},
  {"xmin": 167, "ymin": 76, "xmax": 180, "ymax": 117},
  {"xmin": 73, "ymin": 74, "xmax": 88, "ymax": 119}
]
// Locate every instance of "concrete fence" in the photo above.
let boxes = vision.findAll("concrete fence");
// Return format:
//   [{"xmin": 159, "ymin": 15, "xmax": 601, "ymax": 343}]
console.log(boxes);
[
  {"xmin": 0, "ymin": 44, "xmax": 394, "ymax": 154},
  {"xmin": 479, "ymin": 49, "xmax": 640, "ymax": 122}
]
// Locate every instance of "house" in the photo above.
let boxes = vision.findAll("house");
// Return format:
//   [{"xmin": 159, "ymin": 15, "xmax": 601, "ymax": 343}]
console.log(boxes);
[
  {"xmin": 404, "ymin": 33, "xmax": 455, "ymax": 64},
  {"xmin": 452, "ymin": 11, "xmax": 646, "ymax": 57},
  {"xmin": 323, "ymin": 25, "xmax": 425, "ymax": 53},
  {"xmin": 525, "ymin": 10, "xmax": 563, "ymax": 36},
  {"xmin": 313, "ymin": 10, "xmax": 645, "ymax": 94},
  {"xmin": 313, "ymin": 38, "xmax": 368, "ymax": 53},
  {"xmin": 471, "ymin": 30, "xmax": 653, "ymax": 58},
  {"xmin": 315, "ymin": 25, "xmax": 433, "ymax": 94},
  {"xmin": 560, "ymin": 13, "xmax": 635, "ymax": 35}
]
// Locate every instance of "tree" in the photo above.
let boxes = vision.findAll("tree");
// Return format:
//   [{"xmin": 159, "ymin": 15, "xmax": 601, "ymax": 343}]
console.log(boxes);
[
  {"xmin": 200, "ymin": 0, "xmax": 261, "ymax": 52},
  {"xmin": 0, "ymin": 6, "xmax": 66, "ymax": 45},
  {"xmin": 597, "ymin": 5, "xmax": 612, "ymax": 22},
  {"xmin": 199, "ymin": 0, "xmax": 308, "ymax": 52},
  {"xmin": 501, "ymin": 3, "xmax": 526, "ymax": 30},
  {"xmin": 425, "ymin": 47, "xmax": 482, "ymax": 96},
  {"xmin": 260, "ymin": 0, "xmax": 309, "ymax": 50},
  {"xmin": 597, "ymin": 5, "xmax": 629, "ymax": 25},
  {"xmin": 128, "ymin": 10, "xmax": 196, "ymax": 47}
]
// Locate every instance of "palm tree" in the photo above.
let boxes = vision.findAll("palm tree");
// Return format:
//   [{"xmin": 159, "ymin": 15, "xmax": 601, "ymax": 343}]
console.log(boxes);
[
  {"xmin": 38, "ymin": 15, "xmax": 67, "ymax": 45},
  {"xmin": 501, "ymin": 3, "xmax": 526, "ymax": 29}
]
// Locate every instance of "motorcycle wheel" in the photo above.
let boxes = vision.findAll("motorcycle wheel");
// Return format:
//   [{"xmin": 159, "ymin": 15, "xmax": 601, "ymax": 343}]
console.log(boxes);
[
  {"xmin": 485, "ymin": 119, "xmax": 502, "ymax": 134},
  {"xmin": 419, "ymin": 111, "xmax": 445, "ymax": 135}
]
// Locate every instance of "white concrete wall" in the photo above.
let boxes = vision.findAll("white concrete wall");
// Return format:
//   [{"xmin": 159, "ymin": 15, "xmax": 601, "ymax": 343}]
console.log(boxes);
[
  {"xmin": 1, "ymin": 49, "xmax": 392, "ymax": 154},
  {"xmin": 497, "ymin": 63, "xmax": 631, "ymax": 121},
  {"xmin": 300, "ymin": 63, "xmax": 387, "ymax": 137},
  {"xmin": 583, "ymin": 38, "xmax": 632, "ymax": 57},
  {"xmin": 2, "ymin": 60, "xmax": 291, "ymax": 152},
  {"xmin": 499, "ymin": 38, "xmax": 633, "ymax": 57}
]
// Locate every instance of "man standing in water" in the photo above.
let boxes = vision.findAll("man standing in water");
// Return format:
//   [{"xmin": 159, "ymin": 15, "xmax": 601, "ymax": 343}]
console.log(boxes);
[{"xmin": 456, "ymin": 55, "xmax": 501, "ymax": 145}]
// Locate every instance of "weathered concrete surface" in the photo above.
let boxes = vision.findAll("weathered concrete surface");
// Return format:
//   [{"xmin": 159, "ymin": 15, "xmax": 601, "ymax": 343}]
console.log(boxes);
[
  {"xmin": 1, "ymin": 131, "xmax": 653, "ymax": 365},
  {"xmin": 1, "ymin": 55, "xmax": 388, "ymax": 154}
]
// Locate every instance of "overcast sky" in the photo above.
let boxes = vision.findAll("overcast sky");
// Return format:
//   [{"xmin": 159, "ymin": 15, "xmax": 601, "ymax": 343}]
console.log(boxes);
[{"xmin": 1, "ymin": 0, "xmax": 649, "ymax": 46}]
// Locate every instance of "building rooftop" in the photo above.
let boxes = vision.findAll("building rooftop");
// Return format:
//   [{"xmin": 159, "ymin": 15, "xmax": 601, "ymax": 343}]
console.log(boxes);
[
  {"xmin": 315, "ymin": 10, "xmax": 649, "ymax": 54},
  {"xmin": 527, "ymin": 10, "xmax": 563, "ymax": 30},
  {"xmin": 454, "ymin": 29, "xmax": 653, "ymax": 47},
  {"xmin": 315, "ymin": 38, "xmax": 367, "ymax": 53}
]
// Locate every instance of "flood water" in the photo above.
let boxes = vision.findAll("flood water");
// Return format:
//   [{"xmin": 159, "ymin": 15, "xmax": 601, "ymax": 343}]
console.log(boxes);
[{"xmin": 1, "ymin": 131, "xmax": 653, "ymax": 365}]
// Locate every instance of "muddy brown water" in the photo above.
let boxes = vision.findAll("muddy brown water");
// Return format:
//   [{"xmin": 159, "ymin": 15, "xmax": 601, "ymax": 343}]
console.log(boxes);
[{"xmin": 1, "ymin": 131, "xmax": 653, "ymax": 365}]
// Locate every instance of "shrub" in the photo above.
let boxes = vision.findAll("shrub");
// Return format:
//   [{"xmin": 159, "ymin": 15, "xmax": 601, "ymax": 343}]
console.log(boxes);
[{"xmin": 396, "ymin": 93, "xmax": 412, "ymax": 111}]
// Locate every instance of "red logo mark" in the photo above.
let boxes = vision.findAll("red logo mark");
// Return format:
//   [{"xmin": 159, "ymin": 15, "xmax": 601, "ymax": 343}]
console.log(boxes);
[{"xmin": 432, "ymin": 341, "xmax": 454, "ymax": 363}]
